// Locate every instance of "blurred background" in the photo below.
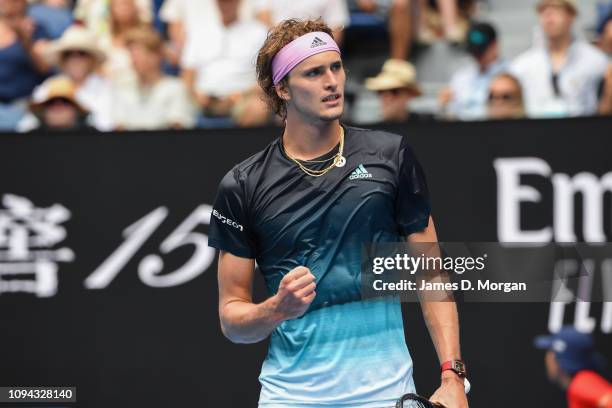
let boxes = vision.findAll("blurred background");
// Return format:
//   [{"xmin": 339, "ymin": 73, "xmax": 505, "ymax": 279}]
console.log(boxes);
[
  {"xmin": 1, "ymin": 0, "xmax": 612, "ymax": 407},
  {"xmin": 0, "ymin": 0, "xmax": 611, "ymax": 131}
]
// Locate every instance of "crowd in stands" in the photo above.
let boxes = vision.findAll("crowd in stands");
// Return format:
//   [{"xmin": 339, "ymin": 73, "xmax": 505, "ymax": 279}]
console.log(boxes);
[{"xmin": 0, "ymin": 0, "xmax": 611, "ymax": 132}]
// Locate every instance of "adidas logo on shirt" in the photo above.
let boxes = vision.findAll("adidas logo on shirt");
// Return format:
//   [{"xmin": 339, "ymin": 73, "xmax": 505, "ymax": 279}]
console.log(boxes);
[
  {"xmin": 349, "ymin": 164, "xmax": 372, "ymax": 180},
  {"xmin": 310, "ymin": 37, "xmax": 327, "ymax": 48}
]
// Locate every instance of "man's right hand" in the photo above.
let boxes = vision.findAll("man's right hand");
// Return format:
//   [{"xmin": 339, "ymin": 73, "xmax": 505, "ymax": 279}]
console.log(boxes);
[{"xmin": 272, "ymin": 266, "xmax": 316, "ymax": 321}]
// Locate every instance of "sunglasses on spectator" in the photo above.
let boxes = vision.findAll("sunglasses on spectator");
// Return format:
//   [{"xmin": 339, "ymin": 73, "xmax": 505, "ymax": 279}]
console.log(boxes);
[
  {"xmin": 377, "ymin": 88, "xmax": 401, "ymax": 96},
  {"xmin": 44, "ymin": 97, "xmax": 74, "ymax": 107},
  {"xmin": 62, "ymin": 50, "xmax": 91, "ymax": 59},
  {"xmin": 488, "ymin": 92, "xmax": 519, "ymax": 102}
]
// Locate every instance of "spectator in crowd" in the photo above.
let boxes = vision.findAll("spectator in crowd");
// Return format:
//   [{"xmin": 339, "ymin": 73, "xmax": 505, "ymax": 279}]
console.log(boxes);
[
  {"xmin": 596, "ymin": 8, "xmax": 612, "ymax": 114},
  {"xmin": 20, "ymin": 24, "xmax": 113, "ymax": 131},
  {"xmin": 597, "ymin": 11, "xmax": 612, "ymax": 57},
  {"xmin": 434, "ymin": 0, "xmax": 464, "ymax": 42},
  {"xmin": 159, "ymin": 0, "xmax": 254, "ymax": 68},
  {"xmin": 596, "ymin": 1, "xmax": 612, "ymax": 43},
  {"xmin": 181, "ymin": 0, "xmax": 269, "ymax": 127},
  {"xmin": 364, "ymin": 58, "xmax": 423, "ymax": 122},
  {"xmin": 599, "ymin": 64, "xmax": 612, "ymax": 115},
  {"xmin": 255, "ymin": 0, "xmax": 349, "ymax": 44},
  {"xmin": 534, "ymin": 326, "xmax": 612, "ymax": 408},
  {"xmin": 73, "ymin": 0, "xmax": 152, "ymax": 38},
  {"xmin": 0, "ymin": 0, "xmax": 51, "ymax": 131},
  {"xmin": 27, "ymin": 76, "xmax": 92, "ymax": 131},
  {"xmin": 112, "ymin": 27, "xmax": 195, "ymax": 130},
  {"xmin": 418, "ymin": 0, "xmax": 470, "ymax": 44},
  {"xmin": 486, "ymin": 73, "xmax": 525, "ymax": 120},
  {"xmin": 93, "ymin": 0, "xmax": 152, "ymax": 87},
  {"xmin": 350, "ymin": 0, "xmax": 413, "ymax": 60},
  {"xmin": 510, "ymin": 0, "xmax": 609, "ymax": 118},
  {"xmin": 440, "ymin": 21, "xmax": 506, "ymax": 120},
  {"xmin": 28, "ymin": 0, "xmax": 73, "ymax": 39},
  {"xmin": 74, "ymin": 0, "xmax": 154, "ymax": 79}
]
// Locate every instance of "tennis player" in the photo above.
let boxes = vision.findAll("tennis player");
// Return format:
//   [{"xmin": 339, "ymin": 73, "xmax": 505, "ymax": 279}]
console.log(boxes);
[{"xmin": 209, "ymin": 18, "xmax": 469, "ymax": 408}]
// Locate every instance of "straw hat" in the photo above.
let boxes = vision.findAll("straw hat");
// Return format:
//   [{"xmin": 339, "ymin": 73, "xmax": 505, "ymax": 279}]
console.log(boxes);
[
  {"xmin": 536, "ymin": 0, "xmax": 577, "ymax": 14},
  {"xmin": 46, "ymin": 25, "xmax": 106, "ymax": 66},
  {"xmin": 365, "ymin": 59, "xmax": 422, "ymax": 95},
  {"xmin": 29, "ymin": 77, "xmax": 88, "ymax": 116}
]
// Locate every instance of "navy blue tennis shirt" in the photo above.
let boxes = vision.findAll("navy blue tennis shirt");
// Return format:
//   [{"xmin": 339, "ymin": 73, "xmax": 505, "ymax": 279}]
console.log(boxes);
[{"xmin": 209, "ymin": 125, "xmax": 430, "ymax": 408}]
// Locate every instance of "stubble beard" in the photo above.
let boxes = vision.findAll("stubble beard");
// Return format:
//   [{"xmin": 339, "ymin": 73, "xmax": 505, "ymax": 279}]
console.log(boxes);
[
  {"xmin": 289, "ymin": 100, "xmax": 344, "ymax": 125},
  {"xmin": 319, "ymin": 108, "xmax": 343, "ymax": 122}
]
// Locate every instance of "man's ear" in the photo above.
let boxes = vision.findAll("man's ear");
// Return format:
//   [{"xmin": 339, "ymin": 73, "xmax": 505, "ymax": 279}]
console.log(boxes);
[{"xmin": 275, "ymin": 83, "xmax": 290, "ymax": 102}]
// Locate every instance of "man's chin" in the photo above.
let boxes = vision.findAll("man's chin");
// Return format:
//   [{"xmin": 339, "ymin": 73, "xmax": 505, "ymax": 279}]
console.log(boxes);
[{"xmin": 319, "ymin": 108, "xmax": 344, "ymax": 122}]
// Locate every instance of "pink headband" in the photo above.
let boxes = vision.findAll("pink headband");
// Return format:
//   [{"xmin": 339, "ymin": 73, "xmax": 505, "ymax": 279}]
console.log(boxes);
[{"xmin": 271, "ymin": 32, "xmax": 341, "ymax": 85}]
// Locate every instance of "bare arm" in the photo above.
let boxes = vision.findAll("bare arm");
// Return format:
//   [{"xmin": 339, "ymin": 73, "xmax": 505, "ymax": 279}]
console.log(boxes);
[
  {"xmin": 408, "ymin": 216, "xmax": 461, "ymax": 367},
  {"xmin": 599, "ymin": 64, "xmax": 612, "ymax": 115},
  {"xmin": 167, "ymin": 21, "xmax": 185, "ymax": 49},
  {"xmin": 181, "ymin": 68, "xmax": 211, "ymax": 110},
  {"xmin": 408, "ymin": 216, "xmax": 468, "ymax": 408},
  {"xmin": 181, "ymin": 68, "xmax": 198, "ymax": 101},
  {"xmin": 164, "ymin": 21, "xmax": 185, "ymax": 67},
  {"xmin": 218, "ymin": 250, "xmax": 316, "ymax": 344},
  {"xmin": 9, "ymin": 17, "xmax": 50, "ymax": 74}
]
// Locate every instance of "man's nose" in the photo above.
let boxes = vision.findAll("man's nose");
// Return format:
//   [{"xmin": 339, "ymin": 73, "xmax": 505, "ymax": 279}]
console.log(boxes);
[{"xmin": 323, "ymin": 69, "xmax": 338, "ymax": 90}]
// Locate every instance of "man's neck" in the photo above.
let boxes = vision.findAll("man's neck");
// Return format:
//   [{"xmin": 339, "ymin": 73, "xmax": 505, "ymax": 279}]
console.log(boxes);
[
  {"xmin": 283, "ymin": 116, "xmax": 342, "ymax": 161},
  {"xmin": 478, "ymin": 60, "xmax": 492, "ymax": 73},
  {"xmin": 479, "ymin": 56, "xmax": 499, "ymax": 73},
  {"xmin": 114, "ymin": 23, "xmax": 134, "ymax": 38},
  {"xmin": 548, "ymin": 34, "xmax": 572, "ymax": 55},
  {"xmin": 547, "ymin": 34, "xmax": 572, "ymax": 72},
  {"xmin": 138, "ymin": 70, "xmax": 162, "ymax": 87},
  {"xmin": 222, "ymin": 17, "xmax": 237, "ymax": 28},
  {"xmin": 385, "ymin": 105, "xmax": 409, "ymax": 122},
  {"xmin": 394, "ymin": 111, "xmax": 409, "ymax": 122},
  {"xmin": 72, "ymin": 75, "xmax": 88, "ymax": 87}
]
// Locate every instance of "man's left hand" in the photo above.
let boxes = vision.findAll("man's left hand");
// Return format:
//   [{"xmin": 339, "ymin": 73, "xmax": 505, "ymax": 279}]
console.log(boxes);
[{"xmin": 429, "ymin": 374, "xmax": 469, "ymax": 408}]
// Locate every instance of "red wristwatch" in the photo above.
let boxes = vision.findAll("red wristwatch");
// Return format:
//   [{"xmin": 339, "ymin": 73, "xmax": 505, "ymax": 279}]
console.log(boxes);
[{"xmin": 440, "ymin": 360, "xmax": 467, "ymax": 378}]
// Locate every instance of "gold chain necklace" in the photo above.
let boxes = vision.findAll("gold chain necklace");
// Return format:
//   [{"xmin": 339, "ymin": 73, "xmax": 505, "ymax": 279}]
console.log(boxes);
[
  {"xmin": 283, "ymin": 128, "xmax": 346, "ymax": 177},
  {"xmin": 299, "ymin": 154, "xmax": 338, "ymax": 164}
]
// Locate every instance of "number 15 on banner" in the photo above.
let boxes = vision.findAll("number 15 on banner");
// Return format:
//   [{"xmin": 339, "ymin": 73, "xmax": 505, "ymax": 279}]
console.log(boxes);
[{"xmin": 84, "ymin": 204, "xmax": 216, "ymax": 289}]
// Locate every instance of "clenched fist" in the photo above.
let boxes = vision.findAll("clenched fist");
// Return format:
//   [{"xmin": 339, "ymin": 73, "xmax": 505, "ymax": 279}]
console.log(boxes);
[{"xmin": 273, "ymin": 266, "xmax": 316, "ymax": 321}]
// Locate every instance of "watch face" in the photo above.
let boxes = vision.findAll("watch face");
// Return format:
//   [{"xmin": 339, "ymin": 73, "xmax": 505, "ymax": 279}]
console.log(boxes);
[{"xmin": 453, "ymin": 361, "xmax": 466, "ymax": 375}]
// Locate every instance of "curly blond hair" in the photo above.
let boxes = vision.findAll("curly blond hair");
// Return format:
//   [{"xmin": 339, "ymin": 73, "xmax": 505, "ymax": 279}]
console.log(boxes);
[{"xmin": 256, "ymin": 19, "xmax": 334, "ymax": 118}]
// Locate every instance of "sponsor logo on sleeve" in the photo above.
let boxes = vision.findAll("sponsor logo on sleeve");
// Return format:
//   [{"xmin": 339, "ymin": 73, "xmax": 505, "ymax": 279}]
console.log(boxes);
[{"xmin": 212, "ymin": 209, "xmax": 244, "ymax": 231}]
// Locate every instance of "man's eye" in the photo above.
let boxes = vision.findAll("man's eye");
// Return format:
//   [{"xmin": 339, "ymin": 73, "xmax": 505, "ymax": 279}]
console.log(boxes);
[
  {"xmin": 331, "ymin": 63, "xmax": 342, "ymax": 71},
  {"xmin": 306, "ymin": 69, "xmax": 321, "ymax": 77}
]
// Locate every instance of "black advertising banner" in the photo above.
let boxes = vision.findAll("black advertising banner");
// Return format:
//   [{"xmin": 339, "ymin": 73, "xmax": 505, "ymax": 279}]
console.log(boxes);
[{"xmin": 1, "ymin": 117, "xmax": 611, "ymax": 407}]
